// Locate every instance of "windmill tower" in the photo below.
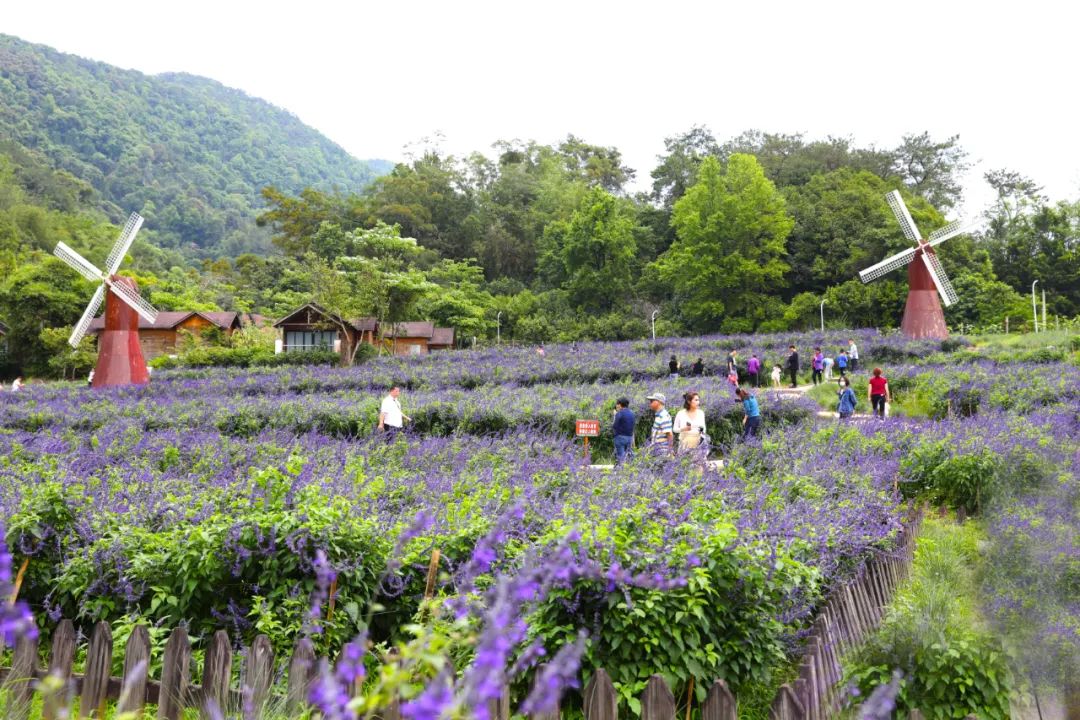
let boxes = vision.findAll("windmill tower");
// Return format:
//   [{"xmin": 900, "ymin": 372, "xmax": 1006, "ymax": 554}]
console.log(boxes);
[
  {"xmin": 858, "ymin": 191, "xmax": 970, "ymax": 339},
  {"xmin": 54, "ymin": 213, "xmax": 159, "ymax": 387}
]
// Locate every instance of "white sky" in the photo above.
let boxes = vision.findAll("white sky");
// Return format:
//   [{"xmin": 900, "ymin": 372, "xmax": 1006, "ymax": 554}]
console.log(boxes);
[{"xmin": 4, "ymin": 0, "xmax": 1079, "ymax": 224}]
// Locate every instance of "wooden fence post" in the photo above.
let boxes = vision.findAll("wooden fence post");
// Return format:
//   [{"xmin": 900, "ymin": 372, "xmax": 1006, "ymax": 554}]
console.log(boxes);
[
  {"xmin": 286, "ymin": 637, "xmax": 316, "ymax": 715},
  {"xmin": 43, "ymin": 619, "xmax": 76, "ymax": 720},
  {"xmin": 769, "ymin": 683, "xmax": 805, "ymax": 720},
  {"xmin": 201, "ymin": 630, "xmax": 233, "ymax": 718},
  {"xmin": 80, "ymin": 620, "xmax": 113, "ymax": 719},
  {"xmin": 4, "ymin": 633, "xmax": 38, "ymax": 720},
  {"xmin": 583, "ymin": 669, "xmax": 617, "ymax": 720},
  {"xmin": 244, "ymin": 634, "xmax": 275, "ymax": 715},
  {"xmin": 641, "ymin": 675, "xmax": 675, "ymax": 720},
  {"xmin": 158, "ymin": 626, "xmax": 192, "ymax": 720},
  {"xmin": 118, "ymin": 624, "xmax": 151, "ymax": 715},
  {"xmin": 701, "ymin": 679, "xmax": 736, "ymax": 720}
]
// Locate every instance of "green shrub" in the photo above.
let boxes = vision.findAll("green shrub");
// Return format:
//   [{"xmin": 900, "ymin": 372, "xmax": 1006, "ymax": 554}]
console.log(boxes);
[{"xmin": 845, "ymin": 518, "xmax": 1012, "ymax": 720}]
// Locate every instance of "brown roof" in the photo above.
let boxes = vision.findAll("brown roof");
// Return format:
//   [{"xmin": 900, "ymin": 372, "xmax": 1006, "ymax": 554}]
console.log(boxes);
[
  {"xmin": 384, "ymin": 321, "xmax": 434, "ymax": 339},
  {"xmin": 273, "ymin": 303, "xmax": 375, "ymax": 333},
  {"xmin": 88, "ymin": 311, "xmax": 240, "ymax": 332},
  {"xmin": 430, "ymin": 327, "xmax": 455, "ymax": 346}
]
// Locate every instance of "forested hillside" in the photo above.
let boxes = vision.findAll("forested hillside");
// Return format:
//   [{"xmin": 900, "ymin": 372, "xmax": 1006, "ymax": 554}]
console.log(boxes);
[
  {"xmin": 0, "ymin": 34, "xmax": 390, "ymax": 256},
  {"xmin": 2, "ymin": 34, "xmax": 1078, "ymax": 378}
]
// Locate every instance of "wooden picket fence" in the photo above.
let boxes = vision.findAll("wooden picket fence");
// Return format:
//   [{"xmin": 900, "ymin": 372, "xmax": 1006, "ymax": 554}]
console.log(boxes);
[{"xmin": 1, "ymin": 512, "xmax": 924, "ymax": 720}]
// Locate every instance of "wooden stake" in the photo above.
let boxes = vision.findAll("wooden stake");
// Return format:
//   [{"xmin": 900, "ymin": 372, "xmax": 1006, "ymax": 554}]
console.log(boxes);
[
  {"xmin": 10, "ymin": 557, "xmax": 28, "ymax": 604},
  {"xmin": 685, "ymin": 677, "xmax": 694, "ymax": 720},
  {"xmin": 424, "ymin": 549, "xmax": 442, "ymax": 600},
  {"xmin": 326, "ymin": 577, "xmax": 338, "ymax": 622}
]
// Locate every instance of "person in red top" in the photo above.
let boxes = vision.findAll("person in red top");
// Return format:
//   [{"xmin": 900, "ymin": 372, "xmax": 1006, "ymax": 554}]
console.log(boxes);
[{"xmin": 868, "ymin": 367, "xmax": 891, "ymax": 419}]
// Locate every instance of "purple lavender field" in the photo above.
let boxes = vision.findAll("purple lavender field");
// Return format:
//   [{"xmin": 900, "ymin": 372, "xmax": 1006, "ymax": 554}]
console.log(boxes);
[{"xmin": 2, "ymin": 329, "xmax": 1079, "ymax": 717}]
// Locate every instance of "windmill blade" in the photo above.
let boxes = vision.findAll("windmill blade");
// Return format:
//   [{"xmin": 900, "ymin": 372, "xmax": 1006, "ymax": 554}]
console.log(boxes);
[
  {"xmin": 70, "ymin": 284, "xmax": 105, "ymax": 348},
  {"xmin": 106, "ymin": 277, "xmax": 159, "ymax": 323},
  {"xmin": 929, "ymin": 219, "xmax": 975, "ymax": 247},
  {"xmin": 54, "ymin": 242, "xmax": 105, "ymax": 282},
  {"xmin": 886, "ymin": 190, "xmax": 923, "ymax": 243},
  {"xmin": 858, "ymin": 247, "xmax": 917, "ymax": 283},
  {"xmin": 105, "ymin": 212, "xmax": 144, "ymax": 276},
  {"xmin": 920, "ymin": 251, "xmax": 959, "ymax": 307}
]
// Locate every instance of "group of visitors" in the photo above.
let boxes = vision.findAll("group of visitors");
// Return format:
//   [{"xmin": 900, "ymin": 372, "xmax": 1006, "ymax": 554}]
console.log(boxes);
[{"xmin": 375, "ymin": 337, "xmax": 888, "ymax": 463}]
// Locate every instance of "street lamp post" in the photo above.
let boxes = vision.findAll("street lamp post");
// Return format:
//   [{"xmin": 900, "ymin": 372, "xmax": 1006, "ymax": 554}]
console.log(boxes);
[
  {"xmin": 496, "ymin": 311, "xmax": 502, "ymax": 345},
  {"xmin": 820, "ymin": 299, "xmax": 826, "ymax": 333},
  {"xmin": 650, "ymin": 309, "xmax": 659, "ymax": 343},
  {"xmin": 1042, "ymin": 288, "xmax": 1047, "ymax": 332},
  {"xmin": 1032, "ymin": 280, "xmax": 1039, "ymax": 333}
]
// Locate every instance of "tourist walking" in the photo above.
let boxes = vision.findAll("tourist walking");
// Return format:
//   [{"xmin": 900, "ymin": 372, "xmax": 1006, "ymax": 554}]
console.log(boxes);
[
  {"xmin": 747, "ymin": 353, "xmax": 761, "ymax": 387},
  {"xmin": 837, "ymin": 378, "xmax": 857, "ymax": 419},
  {"xmin": 785, "ymin": 345, "xmax": 800, "ymax": 388},
  {"xmin": 377, "ymin": 386, "xmax": 410, "ymax": 440},
  {"xmin": 668, "ymin": 356, "xmax": 680, "ymax": 379},
  {"xmin": 811, "ymin": 347, "xmax": 824, "ymax": 386},
  {"xmin": 836, "ymin": 350, "xmax": 849, "ymax": 378},
  {"xmin": 868, "ymin": 367, "xmax": 891, "ymax": 419},
  {"xmin": 848, "ymin": 339, "xmax": 859, "ymax": 373},
  {"xmin": 690, "ymin": 358, "xmax": 704, "ymax": 377},
  {"xmin": 771, "ymin": 364, "xmax": 783, "ymax": 389},
  {"xmin": 726, "ymin": 351, "xmax": 738, "ymax": 383},
  {"xmin": 737, "ymin": 387, "xmax": 761, "ymax": 439},
  {"xmin": 673, "ymin": 391, "xmax": 707, "ymax": 452},
  {"xmin": 612, "ymin": 396, "xmax": 636, "ymax": 464},
  {"xmin": 646, "ymin": 392, "xmax": 674, "ymax": 455}
]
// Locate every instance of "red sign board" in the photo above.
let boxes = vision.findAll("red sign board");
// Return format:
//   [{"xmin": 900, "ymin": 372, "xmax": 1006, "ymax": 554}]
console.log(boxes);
[{"xmin": 575, "ymin": 419, "xmax": 600, "ymax": 437}]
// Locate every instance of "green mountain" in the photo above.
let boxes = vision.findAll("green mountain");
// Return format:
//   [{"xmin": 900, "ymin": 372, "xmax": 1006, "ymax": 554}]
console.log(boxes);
[{"xmin": 0, "ymin": 33, "xmax": 392, "ymax": 257}]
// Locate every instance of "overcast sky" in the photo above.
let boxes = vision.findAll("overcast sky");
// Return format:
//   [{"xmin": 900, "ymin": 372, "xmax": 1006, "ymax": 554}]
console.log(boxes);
[{"xmin": 5, "ymin": 0, "xmax": 1079, "ymax": 225}]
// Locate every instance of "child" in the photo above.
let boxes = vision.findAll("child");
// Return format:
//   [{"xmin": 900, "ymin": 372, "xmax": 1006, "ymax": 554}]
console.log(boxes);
[
  {"xmin": 836, "ymin": 350, "xmax": 849, "ymax": 378},
  {"xmin": 770, "ymin": 364, "xmax": 783, "ymax": 389}
]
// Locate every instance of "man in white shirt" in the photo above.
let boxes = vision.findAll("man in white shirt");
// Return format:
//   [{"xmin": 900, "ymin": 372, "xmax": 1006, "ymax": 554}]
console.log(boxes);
[
  {"xmin": 378, "ymin": 386, "xmax": 410, "ymax": 439},
  {"xmin": 848, "ymin": 339, "xmax": 859, "ymax": 373}
]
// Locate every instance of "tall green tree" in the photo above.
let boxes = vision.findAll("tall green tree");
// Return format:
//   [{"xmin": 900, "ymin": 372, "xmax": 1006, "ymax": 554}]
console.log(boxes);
[
  {"xmin": 654, "ymin": 155, "xmax": 794, "ymax": 333},
  {"xmin": 543, "ymin": 188, "xmax": 638, "ymax": 312}
]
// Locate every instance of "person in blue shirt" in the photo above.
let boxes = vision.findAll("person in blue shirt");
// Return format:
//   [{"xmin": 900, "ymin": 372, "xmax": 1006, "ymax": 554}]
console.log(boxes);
[
  {"xmin": 836, "ymin": 350, "xmax": 849, "ymax": 378},
  {"xmin": 612, "ymin": 396, "xmax": 636, "ymax": 464},
  {"xmin": 736, "ymin": 387, "xmax": 761, "ymax": 438},
  {"xmin": 837, "ymin": 378, "xmax": 857, "ymax": 419}
]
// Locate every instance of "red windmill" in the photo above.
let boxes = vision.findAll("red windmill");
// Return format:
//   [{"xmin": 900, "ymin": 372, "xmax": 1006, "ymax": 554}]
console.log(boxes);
[
  {"xmin": 54, "ymin": 213, "xmax": 159, "ymax": 387},
  {"xmin": 858, "ymin": 191, "xmax": 971, "ymax": 339}
]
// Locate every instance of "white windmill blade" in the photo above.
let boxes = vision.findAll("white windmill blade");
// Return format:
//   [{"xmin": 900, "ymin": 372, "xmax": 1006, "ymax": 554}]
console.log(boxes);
[
  {"xmin": 105, "ymin": 277, "xmax": 159, "ymax": 323},
  {"xmin": 920, "ymin": 251, "xmax": 959, "ymax": 307},
  {"xmin": 105, "ymin": 212, "xmax": 144, "ymax": 276},
  {"xmin": 70, "ymin": 284, "xmax": 105, "ymax": 348},
  {"xmin": 858, "ymin": 247, "xmax": 917, "ymax": 283},
  {"xmin": 54, "ymin": 242, "xmax": 105, "ymax": 283},
  {"xmin": 886, "ymin": 190, "xmax": 922, "ymax": 243},
  {"xmin": 928, "ymin": 219, "xmax": 975, "ymax": 247}
]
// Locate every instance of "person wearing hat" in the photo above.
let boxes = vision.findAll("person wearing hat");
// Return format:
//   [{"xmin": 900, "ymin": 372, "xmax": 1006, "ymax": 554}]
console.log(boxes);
[{"xmin": 646, "ymin": 392, "xmax": 674, "ymax": 454}]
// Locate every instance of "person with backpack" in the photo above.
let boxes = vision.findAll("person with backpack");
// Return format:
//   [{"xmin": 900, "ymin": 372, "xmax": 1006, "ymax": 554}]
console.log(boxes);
[{"xmin": 837, "ymin": 377, "xmax": 857, "ymax": 419}]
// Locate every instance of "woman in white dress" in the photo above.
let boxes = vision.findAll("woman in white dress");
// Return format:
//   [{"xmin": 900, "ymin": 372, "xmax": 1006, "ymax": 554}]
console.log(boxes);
[{"xmin": 673, "ymin": 391, "xmax": 707, "ymax": 452}]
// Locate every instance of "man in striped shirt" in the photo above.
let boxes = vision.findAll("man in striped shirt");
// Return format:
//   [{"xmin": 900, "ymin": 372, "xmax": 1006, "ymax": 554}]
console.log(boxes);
[{"xmin": 647, "ymin": 392, "xmax": 674, "ymax": 454}]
